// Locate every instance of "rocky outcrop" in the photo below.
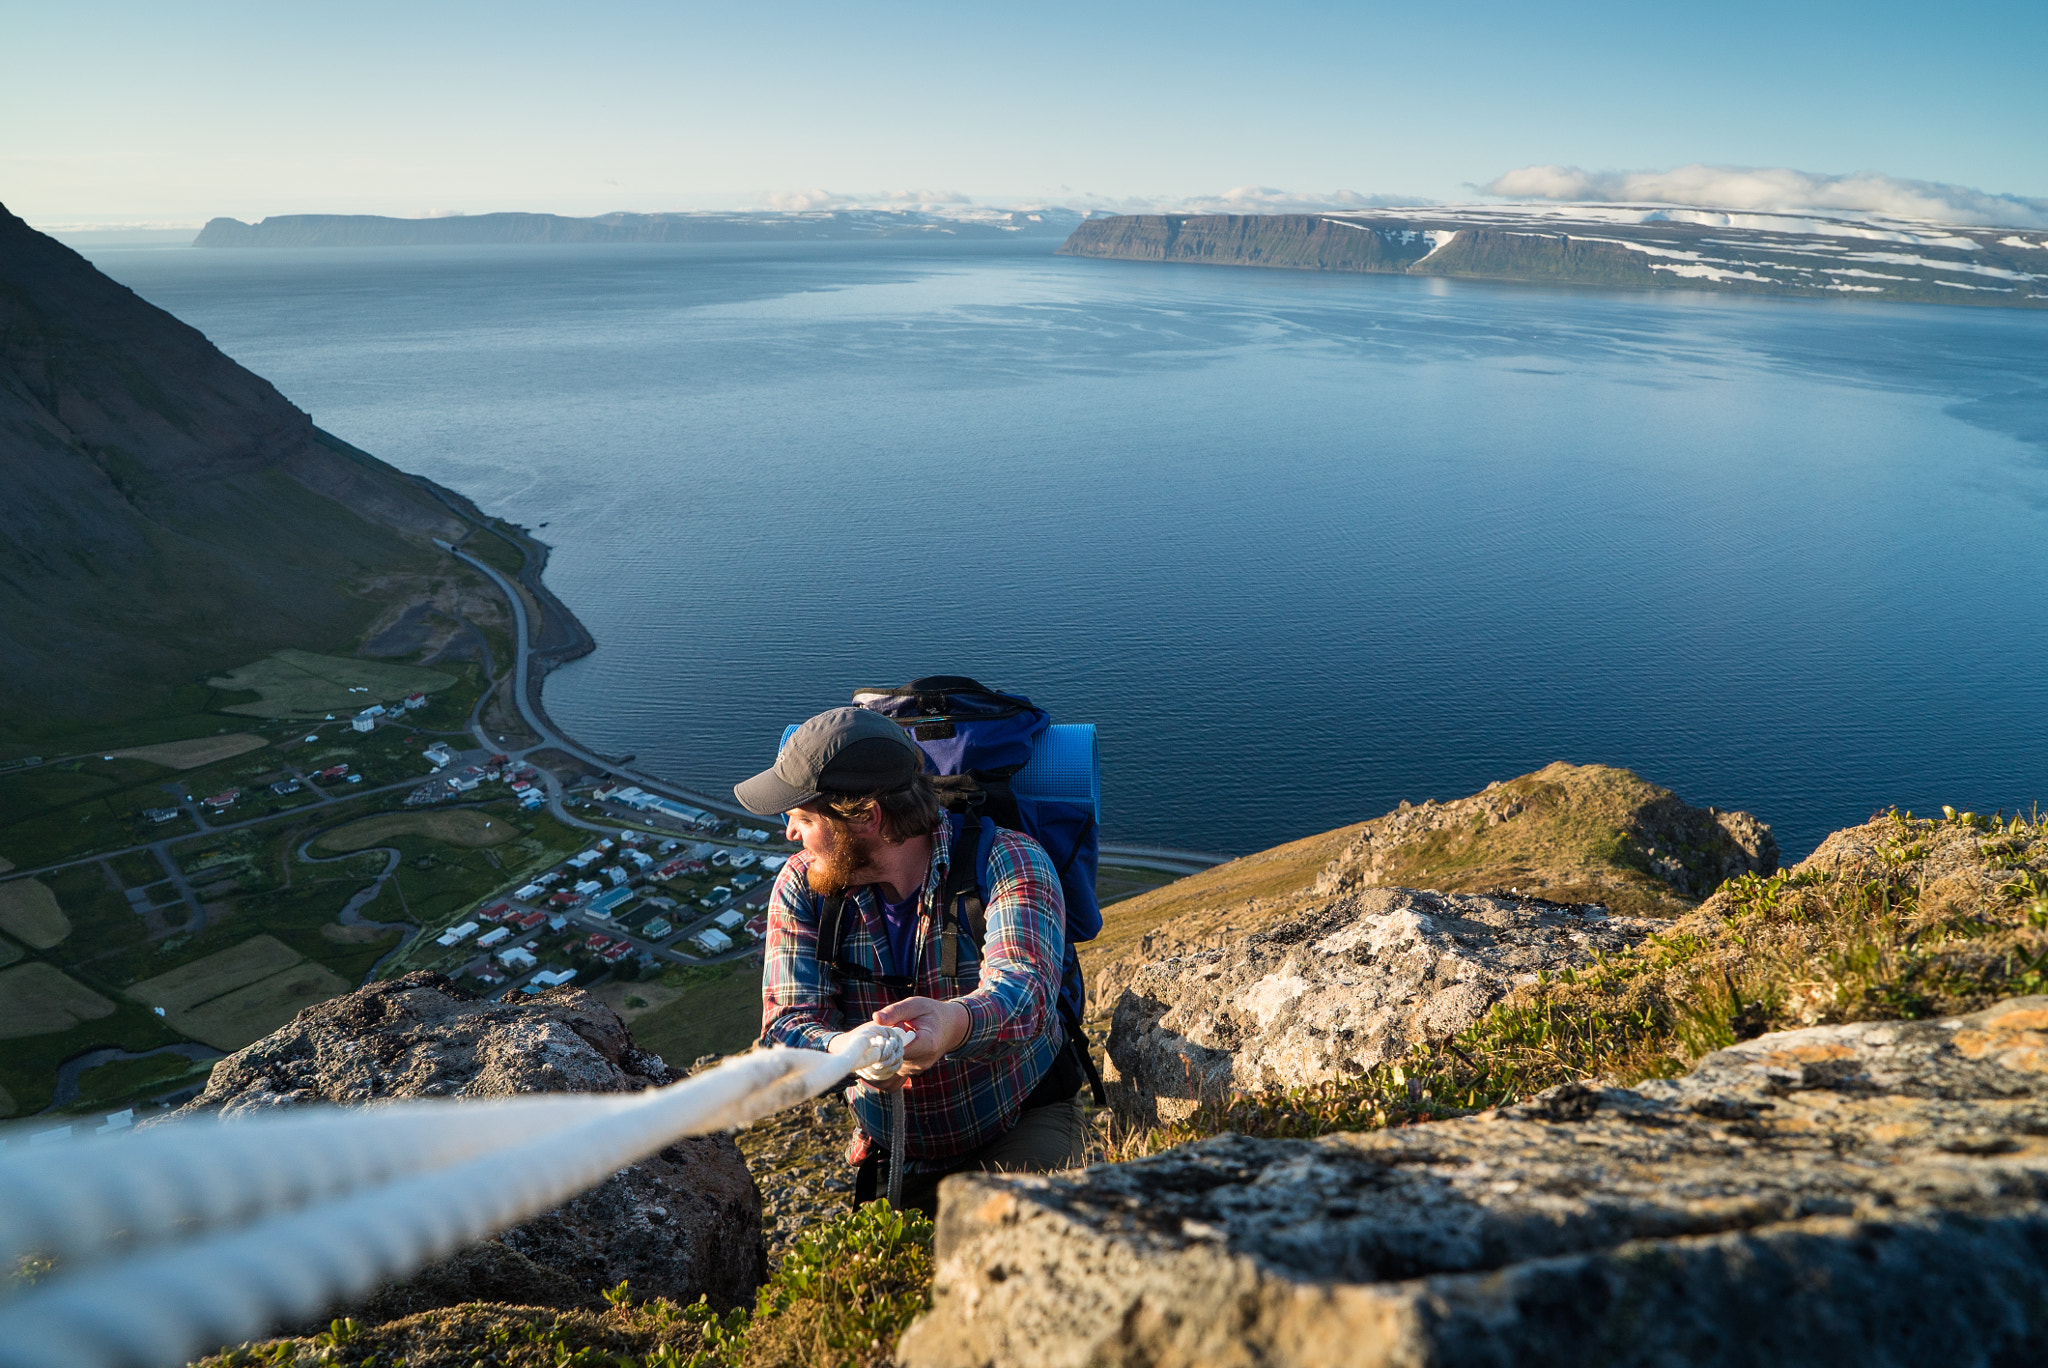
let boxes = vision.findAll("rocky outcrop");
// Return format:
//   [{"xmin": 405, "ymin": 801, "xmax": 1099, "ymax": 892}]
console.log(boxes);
[
  {"xmin": 171, "ymin": 972, "xmax": 765, "ymax": 1314},
  {"xmin": 1105, "ymin": 889, "xmax": 1661, "ymax": 1125},
  {"xmin": 902, "ymin": 997, "xmax": 2048, "ymax": 1368},
  {"xmin": 1311, "ymin": 763, "xmax": 1777, "ymax": 911}
]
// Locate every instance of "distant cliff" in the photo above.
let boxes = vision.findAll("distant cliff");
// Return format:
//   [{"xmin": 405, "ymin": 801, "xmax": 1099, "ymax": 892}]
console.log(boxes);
[
  {"xmin": 196, "ymin": 208, "xmax": 1079, "ymax": 248},
  {"xmin": 1059, "ymin": 208, "xmax": 2048, "ymax": 307}
]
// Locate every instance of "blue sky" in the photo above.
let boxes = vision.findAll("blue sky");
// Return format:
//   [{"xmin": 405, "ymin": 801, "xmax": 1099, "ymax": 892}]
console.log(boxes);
[{"xmin": 7, "ymin": 0, "xmax": 2046, "ymax": 225}]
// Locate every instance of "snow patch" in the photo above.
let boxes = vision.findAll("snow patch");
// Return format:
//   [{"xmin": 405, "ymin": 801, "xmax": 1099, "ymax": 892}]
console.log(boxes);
[
  {"xmin": 1842, "ymin": 252, "xmax": 2036, "ymax": 281},
  {"xmin": 1823, "ymin": 267, "xmax": 1909, "ymax": 281},
  {"xmin": 1649, "ymin": 263, "xmax": 1775, "ymax": 283},
  {"xmin": 1417, "ymin": 229, "xmax": 1459, "ymax": 261},
  {"xmin": 1935, "ymin": 280, "xmax": 2017, "ymax": 292},
  {"xmin": 1825, "ymin": 283, "xmax": 1885, "ymax": 292},
  {"xmin": 1998, "ymin": 236, "xmax": 2046, "ymax": 250}
]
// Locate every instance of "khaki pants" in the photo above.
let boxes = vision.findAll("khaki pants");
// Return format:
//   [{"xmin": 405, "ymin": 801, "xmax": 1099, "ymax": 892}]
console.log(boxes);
[{"xmin": 855, "ymin": 1093, "xmax": 1088, "ymax": 1218}]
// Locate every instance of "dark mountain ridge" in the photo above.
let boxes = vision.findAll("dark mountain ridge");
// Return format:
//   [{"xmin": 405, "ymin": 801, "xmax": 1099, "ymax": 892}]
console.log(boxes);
[{"xmin": 0, "ymin": 203, "xmax": 496, "ymax": 740}]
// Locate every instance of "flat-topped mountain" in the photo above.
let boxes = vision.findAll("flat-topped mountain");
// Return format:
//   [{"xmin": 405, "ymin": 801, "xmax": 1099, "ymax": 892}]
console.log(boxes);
[
  {"xmin": 0, "ymin": 203, "xmax": 479, "ymax": 737},
  {"xmin": 1058, "ymin": 204, "xmax": 2048, "ymax": 307},
  {"xmin": 195, "ymin": 207, "xmax": 1082, "ymax": 248}
]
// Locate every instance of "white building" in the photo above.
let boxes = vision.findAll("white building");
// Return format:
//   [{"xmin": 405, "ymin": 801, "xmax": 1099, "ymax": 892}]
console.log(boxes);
[
  {"xmin": 692, "ymin": 928, "xmax": 733, "ymax": 955},
  {"xmin": 713, "ymin": 909, "xmax": 745, "ymax": 932},
  {"xmin": 498, "ymin": 946, "xmax": 538, "ymax": 970},
  {"xmin": 603, "ymin": 865, "xmax": 629, "ymax": 887},
  {"xmin": 435, "ymin": 921, "xmax": 480, "ymax": 947},
  {"xmin": 351, "ymin": 715, "xmax": 375, "ymax": 733},
  {"xmin": 476, "ymin": 927, "xmax": 511, "ymax": 948}
]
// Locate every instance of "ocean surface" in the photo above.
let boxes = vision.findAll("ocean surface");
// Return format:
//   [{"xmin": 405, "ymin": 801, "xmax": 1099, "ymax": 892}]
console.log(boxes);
[{"xmin": 86, "ymin": 238, "xmax": 2048, "ymax": 860}]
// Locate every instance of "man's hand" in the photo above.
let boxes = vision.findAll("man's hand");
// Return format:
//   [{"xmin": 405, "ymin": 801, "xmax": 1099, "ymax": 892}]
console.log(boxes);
[{"xmin": 874, "ymin": 997, "xmax": 970, "ymax": 1074}]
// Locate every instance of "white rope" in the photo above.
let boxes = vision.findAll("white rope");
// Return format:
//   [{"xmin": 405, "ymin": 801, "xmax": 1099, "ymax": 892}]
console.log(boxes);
[{"xmin": 0, "ymin": 1026, "xmax": 909, "ymax": 1368}]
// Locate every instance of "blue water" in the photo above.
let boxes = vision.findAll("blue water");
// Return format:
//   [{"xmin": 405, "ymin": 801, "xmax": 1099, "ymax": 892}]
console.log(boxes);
[{"xmin": 87, "ymin": 239, "xmax": 2048, "ymax": 860}]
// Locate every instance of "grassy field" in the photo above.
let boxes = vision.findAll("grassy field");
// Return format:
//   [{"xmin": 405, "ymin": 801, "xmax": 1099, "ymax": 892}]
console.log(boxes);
[
  {"xmin": 207, "ymin": 649, "xmax": 456, "ymax": 720},
  {"xmin": 624, "ymin": 963, "xmax": 764, "ymax": 1067},
  {"xmin": 315, "ymin": 809, "xmax": 518, "ymax": 854},
  {"xmin": 110, "ymin": 733, "xmax": 268, "ymax": 770},
  {"xmin": 0, "ymin": 877, "xmax": 71, "ymax": 948},
  {"xmin": 0, "ymin": 998, "xmax": 181, "ymax": 1116},
  {"xmin": 128, "ymin": 933, "xmax": 349, "ymax": 1049},
  {"xmin": 69, "ymin": 1052, "xmax": 213, "ymax": 1111},
  {"xmin": 0, "ymin": 962, "xmax": 117, "ymax": 1037}
]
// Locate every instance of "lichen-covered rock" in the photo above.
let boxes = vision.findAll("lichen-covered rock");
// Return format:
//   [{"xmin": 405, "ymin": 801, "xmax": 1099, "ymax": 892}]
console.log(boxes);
[
  {"xmin": 1105, "ymin": 889, "xmax": 1659, "ymax": 1125},
  {"xmin": 171, "ymin": 972, "xmax": 765, "ymax": 1315},
  {"xmin": 901, "ymin": 997, "xmax": 2048, "ymax": 1368}
]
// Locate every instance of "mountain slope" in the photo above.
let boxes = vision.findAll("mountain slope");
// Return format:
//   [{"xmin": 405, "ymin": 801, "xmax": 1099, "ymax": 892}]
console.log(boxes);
[{"xmin": 0, "ymin": 203, "xmax": 473, "ymax": 739}]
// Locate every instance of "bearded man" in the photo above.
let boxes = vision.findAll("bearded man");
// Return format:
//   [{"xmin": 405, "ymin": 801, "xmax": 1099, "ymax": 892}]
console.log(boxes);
[{"xmin": 737, "ymin": 706, "xmax": 1084, "ymax": 1214}]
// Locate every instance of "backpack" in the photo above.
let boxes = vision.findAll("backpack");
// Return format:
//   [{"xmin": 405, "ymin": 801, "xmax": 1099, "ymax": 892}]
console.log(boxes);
[{"xmin": 805, "ymin": 676, "xmax": 1106, "ymax": 1104}]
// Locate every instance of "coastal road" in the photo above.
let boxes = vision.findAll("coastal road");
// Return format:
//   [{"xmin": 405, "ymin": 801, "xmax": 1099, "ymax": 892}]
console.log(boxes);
[{"xmin": 441, "ymin": 542, "xmax": 753, "ymax": 823}]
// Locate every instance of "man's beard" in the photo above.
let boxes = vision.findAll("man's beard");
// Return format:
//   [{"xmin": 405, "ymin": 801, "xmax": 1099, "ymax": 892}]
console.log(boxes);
[{"xmin": 806, "ymin": 828, "xmax": 880, "ymax": 897}]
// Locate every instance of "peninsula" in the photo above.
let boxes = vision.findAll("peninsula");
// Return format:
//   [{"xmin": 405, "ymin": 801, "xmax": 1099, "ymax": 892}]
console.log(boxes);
[{"xmin": 1057, "ymin": 204, "xmax": 2048, "ymax": 307}]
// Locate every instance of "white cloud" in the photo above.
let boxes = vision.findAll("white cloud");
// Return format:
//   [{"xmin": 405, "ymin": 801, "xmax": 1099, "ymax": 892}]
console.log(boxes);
[
  {"xmin": 1481, "ymin": 164, "xmax": 2048, "ymax": 230},
  {"xmin": 755, "ymin": 188, "xmax": 975, "ymax": 213},
  {"xmin": 1075, "ymin": 185, "xmax": 1434, "ymax": 215}
]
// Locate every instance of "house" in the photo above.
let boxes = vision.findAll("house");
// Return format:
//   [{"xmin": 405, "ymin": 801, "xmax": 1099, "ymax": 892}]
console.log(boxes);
[
  {"xmin": 201, "ymin": 790, "xmax": 239, "ymax": 810},
  {"xmin": 641, "ymin": 917, "xmax": 673, "ymax": 940},
  {"xmin": 520, "ymin": 795, "xmax": 544, "ymax": 810},
  {"xmin": 360, "ymin": 703, "xmax": 386, "ymax": 718},
  {"xmin": 713, "ymin": 909, "xmax": 745, "ymax": 932},
  {"xmin": 603, "ymin": 865, "xmax": 630, "ymax": 887},
  {"xmin": 729, "ymin": 852, "xmax": 758, "ymax": 870},
  {"xmin": 447, "ymin": 776, "xmax": 479, "ymax": 793},
  {"xmin": 582, "ymin": 934, "xmax": 616, "ymax": 952},
  {"xmin": 511, "ymin": 910, "xmax": 548, "ymax": 931},
  {"xmin": 692, "ymin": 928, "xmax": 733, "ymax": 955},
  {"xmin": 654, "ymin": 859, "xmax": 687, "ymax": 880},
  {"xmin": 144, "ymin": 807, "xmax": 180, "ymax": 824},
  {"xmin": 600, "ymin": 944, "xmax": 632, "ymax": 964},
  {"xmin": 702, "ymin": 885, "xmax": 733, "ymax": 908},
  {"xmin": 422, "ymin": 744, "xmax": 453, "ymax": 768},
  {"xmin": 743, "ymin": 914, "xmax": 768, "ymax": 941},
  {"xmin": 315, "ymin": 764, "xmax": 349, "ymax": 780},
  {"xmin": 476, "ymin": 927, "xmax": 511, "ymax": 948},
  {"xmin": 547, "ymin": 891, "xmax": 578, "ymax": 909},
  {"xmin": 758, "ymin": 855, "xmax": 788, "ymax": 872},
  {"xmin": 588, "ymin": 886, "xmax": 632, "ymax": 917},
  {"xmin": 403, "ymin": 691, "xmax": 427, "ymax": 710},
  {"xmin": 478, "ymin": 901, "xmax": 512, "ymax": 922},
  {"xmin": 435, "ymin": 921, "xmax": 480, "ymax": 947},
  {"xmin": 710, "ymin": 851, "xmax": 730, "ymax": 868},
  {"xmin": 512, "ymin": 884, "xmax": 544, "ymax": 901},
  {"xmin": 351, "ymin": 715, "xmax": 376, "ymax": 733},
  {"xmin": 526, "ymin": 968, "xmax": 578, "ymax": 990},
  {"xmin": 736, "ymin": 827, "xmax": 773, "ymax": 843},
  {"xmin": 730, "ymin": 873, "xmax": 761, "ymax": 893},
  {"xmin": 271, "ymin": 778, "xmax": 301, "ymax": 796},
  {"xmin": 567, "ymin": 850, "xmax": 602, "ymax": 870},
  {"xmin": 498, "ymin": 946, "xmax": 538, "ymax": 970},
  {"xmin": 624, "ymin": 849, "xmax": 654, "ymax": 871}
]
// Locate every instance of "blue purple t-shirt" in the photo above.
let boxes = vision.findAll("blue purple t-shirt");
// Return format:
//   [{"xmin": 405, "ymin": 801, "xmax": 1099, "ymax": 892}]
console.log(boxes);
[{"xmin": 880, "ymin": 885, "xmax": 920, "ymax": 978}]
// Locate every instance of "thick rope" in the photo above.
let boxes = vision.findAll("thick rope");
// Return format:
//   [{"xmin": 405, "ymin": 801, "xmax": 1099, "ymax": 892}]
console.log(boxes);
[{"xmin": 0, "ymin": 1025, "xmax": 909, "ymax": 1368}]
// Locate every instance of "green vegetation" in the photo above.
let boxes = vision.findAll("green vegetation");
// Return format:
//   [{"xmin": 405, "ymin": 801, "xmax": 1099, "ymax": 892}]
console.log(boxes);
[
  {"xmin": 1105, "ymin": 807, "xmax": 2048, "ymax": 1160},
  {"xmin": 206, "ymin": 650, "xmax": 457, "ymax": 720},
  {"xmin": 315, "ymin": 809, "xmax": 518, "ymax": 854},
  {"xmin": 0, "ymin": 877, "xmax": 70, "ymax": 948},
  {"xmin": 628, "ymin": 964, "xmax": 764, "ymax": 1065},
  {"xmin": 202, "ymin": 1202, "xmax": 935, "ymax": 1368},
  {"xmin": 462, "ymin": 525, "xmax": 528, "ymax": 580},
  {"xmin": 0, "ymin": 998, "xmax": 181, "ymax": 1116},
  {"xmin": 67, "ymin": 1051, "xmax": 211, "ymax": 1112}
]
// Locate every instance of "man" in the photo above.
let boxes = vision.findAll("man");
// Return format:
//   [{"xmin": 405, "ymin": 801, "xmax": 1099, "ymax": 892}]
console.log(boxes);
[{"xmin": 737, "ymin": 706, "xmax": 1085, "ymax": 1214}]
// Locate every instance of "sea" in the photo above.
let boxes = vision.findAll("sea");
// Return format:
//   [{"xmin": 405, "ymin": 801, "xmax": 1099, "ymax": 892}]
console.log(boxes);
[{"xmin": 82, "ymin": 237, "xmax": 2048, "ymax": 861}]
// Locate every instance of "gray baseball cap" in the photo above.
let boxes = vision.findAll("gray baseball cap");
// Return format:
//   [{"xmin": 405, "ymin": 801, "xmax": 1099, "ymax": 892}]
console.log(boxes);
[{"xmin": 734, "ymin": 707, "xmax": 926, "ymax": 815}]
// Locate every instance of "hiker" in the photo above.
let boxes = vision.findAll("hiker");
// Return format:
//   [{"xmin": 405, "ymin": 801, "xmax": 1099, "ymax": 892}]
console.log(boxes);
[{"xmin": 738, "ymin": 705, "xmax": 1087, "ymax": 1215}]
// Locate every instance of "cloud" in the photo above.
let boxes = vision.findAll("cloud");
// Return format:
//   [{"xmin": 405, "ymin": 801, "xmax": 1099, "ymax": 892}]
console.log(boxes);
[
  {"xmin": 755, "ymin": 188, "xmax": 975, "ymax": 213},
  {"xmin": 1076, "ymin": 186, "xmax": 1434, "ymax": 215},
  {"xmin": 1481, "ymin": 164, "xmax": 2048, "ymax": 230}
]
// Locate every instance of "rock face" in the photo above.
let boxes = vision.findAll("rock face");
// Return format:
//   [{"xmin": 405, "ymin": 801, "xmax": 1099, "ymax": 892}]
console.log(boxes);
[
  {"xmin": 173, "ymin": 972, "xmax": 765, "ymax": 1313},
  {"xmin": 901, "ymin": 997, "xmax": 2048, "ymax": 1368},
  {"xmin": 1106, "ymin": 889, "xmax": 1661, "ymax": 1125}
]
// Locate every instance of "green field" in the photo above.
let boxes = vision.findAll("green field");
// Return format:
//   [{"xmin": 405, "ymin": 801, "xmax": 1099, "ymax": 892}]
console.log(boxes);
[
  {"xmin": 315, "ymin": 808, "xmax": 517, "ymax": 854},
  {"xmin": 624, "ymin": 963, "xmax": 764, "ymax": 1068},
  {"xmin": 207, "ymin": 650, "xmax": 457, "ymax": 720},
  {"xmin": 69, "ymin": 1051, "xmax": 214, "ymax": 1112},
  {"xmin": 0, "ymin": 961, "xmax": 116, "ymax": 1037}
]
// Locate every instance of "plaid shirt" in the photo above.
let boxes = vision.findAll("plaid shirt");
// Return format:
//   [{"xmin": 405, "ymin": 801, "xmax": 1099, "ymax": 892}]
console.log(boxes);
[{"xmin": 760, "ymin": 815, "xmax": 1066, "ymax": 1170}]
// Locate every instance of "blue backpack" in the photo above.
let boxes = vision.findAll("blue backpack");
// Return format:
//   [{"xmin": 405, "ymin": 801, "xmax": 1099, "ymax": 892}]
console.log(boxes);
[{"xmin": 810, "ymin": 676, "xmax": 1106, "ymax": 1102}]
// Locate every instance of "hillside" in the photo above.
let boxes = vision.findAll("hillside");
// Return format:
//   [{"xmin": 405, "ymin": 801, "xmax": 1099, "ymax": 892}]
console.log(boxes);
[
  {"xmin": 1058, "ymin": 206, "xmax": 2048, "ymax": 307},
  {"xmin": 0, "ymin": 203, "xmax": 509, "ymax": 744},
  {"xmin": 1081, "ymin": 762, "xmax": 1774, "ymax": 1014},
  {"xmin": 194, "ymin": 207, "xmax": 1081, "ymax": 248}
]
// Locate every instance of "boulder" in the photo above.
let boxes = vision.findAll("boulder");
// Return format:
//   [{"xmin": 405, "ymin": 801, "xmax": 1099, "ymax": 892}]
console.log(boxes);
[
  {"xmin": 171, "ymin": 972, "xmax": 764, "ymax": 1313},
  {"xmin": 901, "ymin": 997, "xmax": 2048, "ymax": 1368},
  {"xmin": 1105, "ymin": 888, "xmax": 1660, "ymax": 1125}
]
